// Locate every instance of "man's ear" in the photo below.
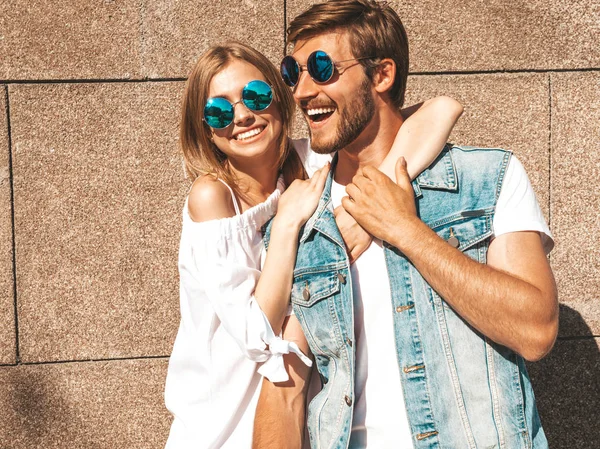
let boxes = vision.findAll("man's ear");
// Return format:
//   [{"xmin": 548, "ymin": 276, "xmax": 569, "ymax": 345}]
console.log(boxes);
[{"xmin": 373, "ymin": 58, "xmax": 396, "ymax": 94}]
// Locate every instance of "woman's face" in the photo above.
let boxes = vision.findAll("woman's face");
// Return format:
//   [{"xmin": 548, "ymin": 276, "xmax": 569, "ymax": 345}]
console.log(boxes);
[{"xmin": 207, "ymin": 60, "xmax": 283, "ymax": 165}]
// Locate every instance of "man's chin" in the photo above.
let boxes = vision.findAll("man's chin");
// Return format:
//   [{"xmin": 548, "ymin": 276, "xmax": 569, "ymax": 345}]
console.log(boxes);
[{"xmin": 309, "ymin": 134, "xmax": 338, "ymax": 155}]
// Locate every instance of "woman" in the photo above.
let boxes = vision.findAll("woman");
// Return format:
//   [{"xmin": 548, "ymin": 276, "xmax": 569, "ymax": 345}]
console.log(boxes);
[{"xmin": 164, "ymin": 42, "xmax": 462, "ymax": 448}]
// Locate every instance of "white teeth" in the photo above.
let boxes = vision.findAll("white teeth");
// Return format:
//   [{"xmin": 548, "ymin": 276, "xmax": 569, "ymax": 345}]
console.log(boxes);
[
  {"xmin": 236, "ymin": 127, "xmax": 263, "ymax": 140},
  {"xmin": 307, "ymin": 107, "xmax": 335, "ymax": 116}
]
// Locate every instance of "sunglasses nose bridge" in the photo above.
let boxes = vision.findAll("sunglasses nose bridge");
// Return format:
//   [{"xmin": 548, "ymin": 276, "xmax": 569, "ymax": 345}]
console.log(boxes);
[
  {"xmin": 231, "ymin": 99, "xmax": 254, "ymax": 124},
  {"xmin": 293, "ymin": 68, "xmax": 319, "ymax": 100}
]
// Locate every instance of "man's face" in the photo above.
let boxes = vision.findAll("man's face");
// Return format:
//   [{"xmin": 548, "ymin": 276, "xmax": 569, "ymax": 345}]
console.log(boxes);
[{"xmin": 291, "ymin": 32, "xmax": 375, "ymax": 154}]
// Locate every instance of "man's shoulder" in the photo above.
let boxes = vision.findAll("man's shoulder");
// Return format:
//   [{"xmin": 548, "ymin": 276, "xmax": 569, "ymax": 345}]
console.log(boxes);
[{"xmin": 436, "ymin": 143, "xmax": 513, "ymax": 175}]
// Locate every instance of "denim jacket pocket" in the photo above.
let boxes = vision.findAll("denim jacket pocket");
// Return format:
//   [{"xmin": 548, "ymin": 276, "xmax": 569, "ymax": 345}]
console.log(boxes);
[
  {"xmin": 291, "ymin": 266, "xmax": 341, "ymax": 308},
  {"xmin": 430, "ymin": 210, "xmax": 493, "ymax": 253}
]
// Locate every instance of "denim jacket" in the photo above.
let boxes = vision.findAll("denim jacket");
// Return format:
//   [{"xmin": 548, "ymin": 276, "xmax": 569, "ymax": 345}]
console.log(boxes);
[{"xmin": 264, "ymin": 145, "xmax": 548, "ymax": 449}]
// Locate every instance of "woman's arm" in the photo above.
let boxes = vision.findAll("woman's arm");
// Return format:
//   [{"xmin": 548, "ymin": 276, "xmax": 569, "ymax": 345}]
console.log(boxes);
[
  {"xmin": 378, "ymin": 96, "xmax": 463, "ymax": 179},
  {"xmin": 186, "ymin": 168, "xmax": 326, "ymax": 380},
  {"xmin": 253, "ymin": 164, "xmax": 329, "ymax": 334},
  {"xmin": 253, "ymin": 316, "xmax": 312, "ymax": 449}
]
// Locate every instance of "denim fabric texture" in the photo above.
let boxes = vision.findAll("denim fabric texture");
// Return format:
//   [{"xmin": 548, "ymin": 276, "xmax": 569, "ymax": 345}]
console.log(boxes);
[{"xmin": 263, "ymin": 144, "xmax": 548, "ymax": 449}]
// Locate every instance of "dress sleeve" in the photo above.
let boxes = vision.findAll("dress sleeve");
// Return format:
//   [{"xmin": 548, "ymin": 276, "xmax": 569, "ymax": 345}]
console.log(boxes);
[
  {"xmin": 183, "ymin": 207, "xmax": 312, "ymax": 382},
  {"xmin": 493, "ymin": 156, "xmax": 554, "ymax": 254}
]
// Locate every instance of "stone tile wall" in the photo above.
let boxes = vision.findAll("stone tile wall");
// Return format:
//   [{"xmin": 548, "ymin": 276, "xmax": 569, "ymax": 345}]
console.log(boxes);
[{"xmin": 0, "ymin": 1, "xmax": 598, "ymax": 448}]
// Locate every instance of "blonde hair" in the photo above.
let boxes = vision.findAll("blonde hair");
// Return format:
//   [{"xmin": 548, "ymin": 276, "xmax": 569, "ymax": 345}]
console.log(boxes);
[{"xmin": 180, "ymin": 41, "xmax": 306, "ymax": 197}]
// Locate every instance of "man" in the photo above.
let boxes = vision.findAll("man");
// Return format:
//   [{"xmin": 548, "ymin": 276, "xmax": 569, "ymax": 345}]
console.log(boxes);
[{"xmin": 254, "ymin": 1, "xmax": 558, "ymax": 448}]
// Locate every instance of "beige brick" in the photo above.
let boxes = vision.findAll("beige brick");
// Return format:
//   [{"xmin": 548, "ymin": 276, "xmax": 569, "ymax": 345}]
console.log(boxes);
[
  {"xmin": 286, "ymin": 1, "xmax": 600, "ymax": 72},
  {"xmin": 0, "ymin": 358, "xmax": 171, "ymax": 449},
  {"xmin": 10, "ymin": 82, "xmax": 189, "ymax": 362},
  {"xmin": 141, "ymin": 0, "xmax": 285, "ymax": 78},
  {"xmin": 0, "ymin": 86, "xmax": 16, "ymax": 364},
  {"xmin": 0, "ymin": 0, "xmax": 142, "ymax": 80},
  {"xmin": 527, "ymin": 337, "xmax": 600, "ymax": 449},
  {"xmin": 550, "ymin": 72, "xmax": 600, "ymax": 336},
  {"xmin": 405, "ymin": 73, "xmax": 550, "ymax": 219}
]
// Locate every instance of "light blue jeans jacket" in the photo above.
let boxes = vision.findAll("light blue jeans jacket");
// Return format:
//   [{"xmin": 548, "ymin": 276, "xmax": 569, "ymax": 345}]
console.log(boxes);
[{"xmin": 264, "ymin": 145, "xmax": 548, "ymax": 449}]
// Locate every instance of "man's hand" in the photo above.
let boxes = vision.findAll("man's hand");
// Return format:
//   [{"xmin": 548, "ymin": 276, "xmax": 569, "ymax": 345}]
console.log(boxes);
[
  {"xmin": 342, "ymin": 157, "xmax": 419, "ymax": 246},
  {"xmin": 334, "ymin": 205, "xmax": 372, "ymax": 263}
]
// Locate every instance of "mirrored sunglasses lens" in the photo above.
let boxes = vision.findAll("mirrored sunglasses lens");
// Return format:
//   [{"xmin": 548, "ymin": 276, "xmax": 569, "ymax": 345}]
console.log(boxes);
[
  {"xmin": 204, "ymin": 97, "xmax": 234, "ymax": 129},
  {"xmin": 308, "ymin": 50, "xmax": 334, "ymax": 83},
  {"xmin": 243, "ymin": 80, "xmax": 273, "ymax": 111},
  {"xmin": 281, "ymin": 56, "xmax": 300, "ymax": 86}
]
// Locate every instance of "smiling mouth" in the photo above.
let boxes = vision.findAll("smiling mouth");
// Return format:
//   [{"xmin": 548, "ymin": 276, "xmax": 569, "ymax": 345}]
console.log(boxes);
[
  {"xmin": 234, "ymin": 126, "xmax": 265, "ymax": 141},
  {"xmin": 306, "ymin": 107, "xmax": 336, "ymax": 123}
]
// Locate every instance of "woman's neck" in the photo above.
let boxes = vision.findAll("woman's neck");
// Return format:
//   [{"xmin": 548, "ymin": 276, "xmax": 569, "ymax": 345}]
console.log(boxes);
[{"xmin": 226, "ymin": 154, "xmax": 280, "ymax": 210}]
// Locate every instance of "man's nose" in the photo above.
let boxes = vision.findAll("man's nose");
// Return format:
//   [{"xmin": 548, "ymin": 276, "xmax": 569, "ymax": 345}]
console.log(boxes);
[{"xmin": 293, "ymin": 70, "xmax": 319, "ymax": 102}]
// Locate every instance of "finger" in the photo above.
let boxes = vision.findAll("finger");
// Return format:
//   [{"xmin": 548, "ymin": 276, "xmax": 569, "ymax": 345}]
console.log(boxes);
[
  {"xmin": 349, "ymin": 246, "xmax": 361, "ymax": 264},
  {"xmin": 345, "ymin": 183, "xmax": 361, "ymax": 202},
  {"xmin": 362, "ymin": 165, "xmax": 383, "ymax": 181},
  {"xmin": 351, "ymin": 173, "xmax": 369, "ymax": 190},
  {"xmin": 395, "ymin": 157, "xmax": 412, "ymax": 189},
  {"xmin": 334, "ymin": 205, "xmax": 344, "ymax": 218},
  {"xmin": 341, "ymin": 196, "xmax": 356, "ymax": 216},
  {"xmin": 311, "ymin": 162, "xmax": 330, "ymax": 191}
]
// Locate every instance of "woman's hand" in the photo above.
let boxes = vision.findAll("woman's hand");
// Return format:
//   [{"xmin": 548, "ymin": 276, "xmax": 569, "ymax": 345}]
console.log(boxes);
[
  {"xmin": 276, "ymin": 163, "xmax": 330, "ymax": 229},
  {"xmin": 334, "ymin": 205, "xmax": 372, "ymax": 263}
]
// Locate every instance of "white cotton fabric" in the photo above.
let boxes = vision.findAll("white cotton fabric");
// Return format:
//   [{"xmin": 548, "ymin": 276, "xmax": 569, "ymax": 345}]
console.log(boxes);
[
  {"xmin": 329, "ymin": 155, "xmax": 553, "ymax": 449},
  {"xmin": 164, "ymin": 174, "xmax": 311, "ymax": 449}
]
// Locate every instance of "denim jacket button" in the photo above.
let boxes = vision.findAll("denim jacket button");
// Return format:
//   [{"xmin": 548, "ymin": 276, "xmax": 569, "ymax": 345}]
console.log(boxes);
[
  {"xmin": 344, "ymin": 395, "xmax": 352, "ymax": 406},
  {"xmin": 303, "ymin": 286, "xmax": 310, "ymax": 301},
  {"xmin": 448, "ymin": 227, "xmax": 460, "ymax": 248},
  {"xmin": 337, "ymin": 272, "xmax": 347, "ymax": 284},
  {"xmin": 346, "ymin": 337, "xmax": 352, "ymax": 347}
]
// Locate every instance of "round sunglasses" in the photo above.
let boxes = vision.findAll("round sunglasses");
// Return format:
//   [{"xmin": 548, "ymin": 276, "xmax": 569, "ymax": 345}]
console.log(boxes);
[
  {"xmin": 280, "ymin": 50, "xmax": 375, "ymax": 87},
  {"xmin": 203, "ymin": 79, "xmax": 273, "ymax": 129}
]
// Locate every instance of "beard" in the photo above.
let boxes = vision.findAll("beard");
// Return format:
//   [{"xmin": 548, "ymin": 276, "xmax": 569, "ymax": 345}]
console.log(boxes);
[{"xmin": 309, "ymin": 77, "xmax": 375, "ymax": 155}]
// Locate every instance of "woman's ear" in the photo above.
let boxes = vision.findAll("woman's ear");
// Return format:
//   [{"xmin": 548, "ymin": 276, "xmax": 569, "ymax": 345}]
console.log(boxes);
[{"xmin": 373, "ymin": 58, "xmax": 396, "ymax": 94}]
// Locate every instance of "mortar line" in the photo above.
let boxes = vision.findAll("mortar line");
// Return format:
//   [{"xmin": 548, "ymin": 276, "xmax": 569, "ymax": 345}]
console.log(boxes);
[
  {"xmin": 557, "ymin": 335, "xmax": 600, "ymax": 341},
  {"xmin": 2, "ymin": 67, "xmax": 600, "ymax": 86},
  {"xmin": 4, "ymin": 85, "xmax": 20, "ymax": 365},
  {"xmin": 10, "ymin": 354, "xmax": 171, "ymax": 367},
  {"xmin": 409, "ymin": 67, "xmax": 600, "ymax": 76},
  {"xmin": 0, "ymin": 77, "xmax": 186, "ymax": 85},
  {"xmin": 548, "ymin": 73, "xmax": 553, "ymax": 231}
]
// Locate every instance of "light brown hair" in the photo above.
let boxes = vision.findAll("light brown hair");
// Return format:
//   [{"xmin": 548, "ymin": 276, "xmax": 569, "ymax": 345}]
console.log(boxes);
[
  {"xmin": 180, "ymin": 42, "xmax": 306, "ymax": 196},
  {"xmin": 287, "ymin": 0, "xmax": 409, "ymax": 109}
]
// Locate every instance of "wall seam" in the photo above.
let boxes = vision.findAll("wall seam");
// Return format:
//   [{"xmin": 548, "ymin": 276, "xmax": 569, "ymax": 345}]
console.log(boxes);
[
  {"xmin": 557, "ymin": 336, "xmax": 600, "ymax": 341},
  {"xmin": 0, "ymin": 354, "xmax": 171, "ymax": 367},
  {"xmin": 283, "ymin": 0, "xmax": 287, "ymax": 54},
  {"xmin": 4, "ymin": 85, "xmax": 20, "ymax": 365},
  {"xmin": 0, "ymin": 78, "xmax": 186, "ymax": 86},
  {"xmin": 139, "ymin": 0, "xmax": 147, "ymax": 79},
  {"xmin": 548, "ymin": 73, "xmax": 552, "ymax": 230},
  {"xmin": 1, "ymin": 67, "xmax": 600, "ymax": 86}
]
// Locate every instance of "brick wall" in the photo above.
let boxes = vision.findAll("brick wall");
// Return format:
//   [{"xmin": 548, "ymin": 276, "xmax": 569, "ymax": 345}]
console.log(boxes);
[{"xmin": 1, "ymin": 1, "xmax": 598, "ymax": 448}]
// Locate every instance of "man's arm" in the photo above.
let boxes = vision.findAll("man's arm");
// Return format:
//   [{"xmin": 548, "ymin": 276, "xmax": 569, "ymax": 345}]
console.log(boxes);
[
  {"xmin": 253, "ymin": 315, "xmax": 312, "ymax": 448},
  {"xmin": 342, "ymin": 158, "xmax": 559, "ymax": 362}
]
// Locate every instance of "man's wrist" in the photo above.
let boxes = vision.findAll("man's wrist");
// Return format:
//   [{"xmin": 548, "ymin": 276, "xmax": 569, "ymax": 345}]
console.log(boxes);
[{"xmin": 387, "ymin": 216, "xmax": 430, "ymax": 252}]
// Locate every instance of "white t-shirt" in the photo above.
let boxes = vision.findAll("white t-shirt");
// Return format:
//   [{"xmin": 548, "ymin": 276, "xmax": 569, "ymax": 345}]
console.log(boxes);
[{"xmin": 328, "ymin": 155, "xmax": 553, "ymax": 448}]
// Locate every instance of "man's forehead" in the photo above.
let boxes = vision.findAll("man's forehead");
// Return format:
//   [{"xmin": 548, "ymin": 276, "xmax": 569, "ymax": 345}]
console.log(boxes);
[{"xmin": 291, "ymin": 31, "xmax": 352, "ymax": 60}]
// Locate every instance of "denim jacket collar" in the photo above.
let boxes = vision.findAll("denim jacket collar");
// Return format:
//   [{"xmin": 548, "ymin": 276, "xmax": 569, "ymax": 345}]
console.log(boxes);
[{"xmin": 413, "ymin": 144, "xmax": 458, "ymax": 197}]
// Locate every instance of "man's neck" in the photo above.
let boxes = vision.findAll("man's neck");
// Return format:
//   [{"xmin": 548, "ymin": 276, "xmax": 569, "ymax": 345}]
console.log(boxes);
[{"xmin": 334, "ymin": 107, "xmax": 404, "ymax": 186}]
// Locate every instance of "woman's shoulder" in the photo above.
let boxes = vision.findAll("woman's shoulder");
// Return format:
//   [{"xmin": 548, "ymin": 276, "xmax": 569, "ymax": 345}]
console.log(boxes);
[{"xmin": 188, "ymin": 175, "xmax": 237, "ymax": 223}]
